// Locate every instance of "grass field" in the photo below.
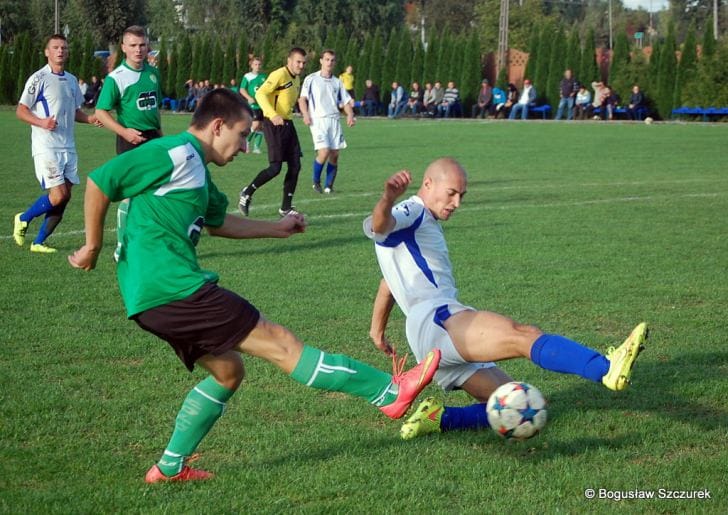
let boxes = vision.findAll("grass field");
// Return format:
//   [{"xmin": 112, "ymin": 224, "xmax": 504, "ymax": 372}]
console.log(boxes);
[{"xmin": 1, "ymin": 108, "xmax": 727, "ymax": 514}]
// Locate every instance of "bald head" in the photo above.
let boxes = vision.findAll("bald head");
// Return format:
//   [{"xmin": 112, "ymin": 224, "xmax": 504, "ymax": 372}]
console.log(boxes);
[{"xmin": 419, "ymin": 158, "xmax": 468, "ymax": 221}]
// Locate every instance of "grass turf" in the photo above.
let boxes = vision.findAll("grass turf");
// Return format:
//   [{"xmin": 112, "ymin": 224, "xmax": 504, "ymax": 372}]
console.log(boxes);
[{"xmin": 1, "ymin": 109, "xmax": 727, "ymax": 513}]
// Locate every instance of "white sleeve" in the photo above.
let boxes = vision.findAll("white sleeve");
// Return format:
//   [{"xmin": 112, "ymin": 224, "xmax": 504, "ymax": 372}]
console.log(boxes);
[
  {"xmin": 363, "ymin": 198, "xmax": 423, "ymax": 243},
  {"xmin": 339, "ymin": 81, "xmax": 352, "ymax": 106},
  {"xmin": 300, "ymin": 75, "xmax": 312, "ymax": 99},
  {"xmin": 18, "ymin": 72, "xmax": 40, "ymax": 107}
]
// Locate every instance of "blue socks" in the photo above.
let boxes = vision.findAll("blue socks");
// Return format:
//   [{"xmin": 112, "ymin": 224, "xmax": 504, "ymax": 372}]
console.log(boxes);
[
  {"xmin": 530, "ymin": 334, "xmax": 609, "ymax": 383},
  {"xmin": 325, "ymin": 163, "xmax": 338, "ymax": 188},
  {"xmin": 312, "ymin": 160, "xmax": 324, "ymax": 185},
  {"xmin": 441, "ymin": 404, "xmax": 490, "ymax": 432},
  {"xmin": 20, "ymin": 194, "xmax": 53, "ymax": 222}
]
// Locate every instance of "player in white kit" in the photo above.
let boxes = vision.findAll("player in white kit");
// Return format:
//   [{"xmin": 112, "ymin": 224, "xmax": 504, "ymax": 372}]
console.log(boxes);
[
  {"xmin": 364, "ymin": 158, "xmax": 648, "ymax": 439},
  {"xmin": 298, "ymin": 49, "xmax": 355, "ymax": 194},
  {"xmin": 13, "ymin": 34, "xmax": 101, "ymax": 253}
]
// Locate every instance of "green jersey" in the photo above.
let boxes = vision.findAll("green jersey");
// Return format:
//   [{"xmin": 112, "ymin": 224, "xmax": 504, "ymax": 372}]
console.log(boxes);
[
  {"xmin": 89, "ymin": 132, "xmax": 228, "ymax": 317},
  {"xmin": 240, "ymin": 71, "xmax": 267, "ymax": 110},
  {"xmin": 96, "ymin": 61, "xmax": 162, "ymax": 131}
]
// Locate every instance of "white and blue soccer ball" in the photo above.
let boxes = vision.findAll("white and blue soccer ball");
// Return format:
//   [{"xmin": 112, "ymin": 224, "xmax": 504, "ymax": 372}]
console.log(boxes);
[{"xmin": 486, "ymin": 381, "xmax": 547, "ymax": 441}]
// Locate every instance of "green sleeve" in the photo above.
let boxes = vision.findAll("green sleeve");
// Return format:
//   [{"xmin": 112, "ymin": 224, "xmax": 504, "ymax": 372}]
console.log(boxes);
[
  {"xmin": 89, "ymin": 143, "xmax": 173, "ymax": 202},
  {"xmin": 204, "ymin": 175, "xmax": 229, "ymax": 228},
  {"xmin": 240, "ymin": 76, "xmax": 250, "ymax": 90},
  {"xmin": 95, "ymin": 75, "xmax": 120, "ymax": 111}
]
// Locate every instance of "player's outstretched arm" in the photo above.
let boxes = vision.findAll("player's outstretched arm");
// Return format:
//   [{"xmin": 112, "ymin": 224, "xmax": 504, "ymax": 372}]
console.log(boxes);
[
  {"xmin": 370, "ymin": 279, "xmax": 396, "ymax": 357},
  {"xmin": 68, "ymin": 179, "xmax": 110, "ymax": 271},
  {"xmin": 370, "ymin": 170, "xmax": 411, "ymax": 234},
  {"xmin": 75, "ymin": 109, "xmax": 103, "ymax": 127},
  {"xmin": 207, "ymin": 213, "xmax": 307, "ymax": 240}
]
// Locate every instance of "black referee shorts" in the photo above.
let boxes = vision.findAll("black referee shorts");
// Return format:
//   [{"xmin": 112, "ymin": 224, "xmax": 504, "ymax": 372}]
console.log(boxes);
[
  {"xmin": 132, "ymin": 283, "xmax": 260, "ymax": 371},
  {"xmin": 116, "ymin": 129, "xmax": 162, "ymax": 155},
  {"xmin": 262, "ymin": 118, "xmax": 302, "ymax": 163}
]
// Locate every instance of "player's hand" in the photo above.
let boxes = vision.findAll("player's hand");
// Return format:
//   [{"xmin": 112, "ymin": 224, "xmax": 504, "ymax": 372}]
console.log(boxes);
[
  {"xmin": 68, "ymin": 245, "xmax": 101, "ymax": 271},
  {"xmin": 88, "ymin": 114, "xmax": 103, "ymax": 127},
  {"xmin": 347, "ymin": 114, "xmax": 356, "ymax": 127},
  {"xmin": 371, "ymin": 333, "xmax": 396, "ymax": 357},
  {"xmin": 278, "ymin": 212, "xmax": 307, "ymax": 235},
  {"xmin": 40, "ymin": 115, "xmax": 57, "ymax": 131},
  {"xmin": 123, "ymin": 127, "xmax": 146, "ymax": 145},
  {"xmin": 270, "ymin": 115, "xmax": 284, "ymax": 126},
  {"xmin": 302, "ymin": 113, "xmax": 312, "ymax": 126},
  {"xmin": 383, "ymin": 170, "xmax": 412, "ymax": 202}
]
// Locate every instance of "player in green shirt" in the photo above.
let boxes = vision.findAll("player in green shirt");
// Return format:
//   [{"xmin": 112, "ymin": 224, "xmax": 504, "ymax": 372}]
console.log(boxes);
[
  {"xmin": 239, "ymin": 56, "xmax": 266, "ymax": 154},
  {"xmin": 69, "ymin": 88, "xmax": 440, "ymax": 483}
]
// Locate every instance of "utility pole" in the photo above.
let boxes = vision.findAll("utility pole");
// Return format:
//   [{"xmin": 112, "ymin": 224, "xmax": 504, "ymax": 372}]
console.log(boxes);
[
  {"xmin": 714, "ymin": 0, "xmax": 719, "ymax": 40},
  {"xmin": 55, "ymin": 0, "xmax": 59, "ymax": 34},
  {"xmin": 608, "ymin": 0, "xmax": 613, "ymax": 49},
  {"xmin": 497, "ymin": 0, "xmax": 509, "ymax": 74}
]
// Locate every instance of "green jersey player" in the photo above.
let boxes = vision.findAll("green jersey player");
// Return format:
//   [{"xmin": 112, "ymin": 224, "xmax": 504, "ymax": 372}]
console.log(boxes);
[
  {"xmin": 69, "ymin": 88, "xmax": 440, "ymax": 483},
  {"xmin": 238, "ymin": 56, "xmax": 266, "ymax": 153}
]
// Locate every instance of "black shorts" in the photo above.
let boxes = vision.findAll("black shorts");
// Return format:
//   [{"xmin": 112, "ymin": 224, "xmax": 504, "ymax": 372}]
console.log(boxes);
[
  {"xmin": 132, "ymin": 283, "xmax": 260, "ymax": 371},
  {"xmin": 252, "ymin": 108, "xmax": 264, "ymax": 122},
  {"xmin": 262, "ymin": 118, "xmax": 302, "ymax": 163},
  {"xmin": 116, "ymin": 129, "xmax": 162, "ymax": 155}
]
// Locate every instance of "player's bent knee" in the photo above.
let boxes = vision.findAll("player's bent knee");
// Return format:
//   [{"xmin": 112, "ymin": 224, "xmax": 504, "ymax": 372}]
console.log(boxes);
[{"xmin": 267, "ymin": 162, "xmax": 283, "ymax": 177}]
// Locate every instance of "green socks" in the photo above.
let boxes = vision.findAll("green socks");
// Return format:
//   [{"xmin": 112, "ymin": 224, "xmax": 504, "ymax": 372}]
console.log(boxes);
[
  {"xmin": 157, "ymin": 376, "xmax": 234, "ymax": 477},
  {"xmin": 290, "ymin": 345, "xmax": 398, "ymax": 407}
]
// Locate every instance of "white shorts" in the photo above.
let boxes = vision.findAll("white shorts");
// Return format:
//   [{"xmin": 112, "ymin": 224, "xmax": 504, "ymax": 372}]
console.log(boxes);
[
  {"xmin": 405, "ymin": 300, "xmax": 496, "ymax": 391},
  {"xmin": 309, "ymin": 117, "xmax": 347, "ymax": 151},
  {"xmin": 33, "ymin": 151, "xmax": 79, "ymax": 189}
]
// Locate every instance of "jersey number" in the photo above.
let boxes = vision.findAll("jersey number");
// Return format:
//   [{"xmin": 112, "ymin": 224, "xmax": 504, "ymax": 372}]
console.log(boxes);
[{"xmin": 137, "ymin": 91, "xmax": 158, "ymax": 110}]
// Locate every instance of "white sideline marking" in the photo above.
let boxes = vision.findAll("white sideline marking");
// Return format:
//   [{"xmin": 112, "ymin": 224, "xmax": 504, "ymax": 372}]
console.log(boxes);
[{"xmin": 3, "ymin": 191, "xmax": 724, "ymax": 242}]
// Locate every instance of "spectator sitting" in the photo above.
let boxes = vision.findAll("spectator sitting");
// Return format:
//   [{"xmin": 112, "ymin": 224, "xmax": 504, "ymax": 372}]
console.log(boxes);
[
  {"xmin": 509, "ymin": 79, "xmax": 536, "ymax": 120},
  {"xmin": 361, "ymin": 79, "xmax": 381, "ymax": 116},
  {"xmin": 438, "ymin": 81, "xmax": 461, "ymax": 118},
  {"xmin": 600, "ymin": 84, "xmax": 618, "ymax": 120},
  {"xmin": 422, "ymin": 82, "xmax": 434, "ymax": 115},
  {"xmin": 627, "ymin": 84, "xmax": 645, "ymax": 120},
  {"xmin": 501, "ymin": 83, "xmax": 519, "ymax": 118},
  {"xmin": 589, "ymin": 81, "xmax": 608, "ymax": 119},
  {"xmin": 405, "ymin": 81, "xmax": 424, "ymax": 115},
  {"xmin": 177, "ymin": 79, "xmax": 195, "ymax": 112},
  {"xmin": 84, "ymin": 75, "xmax": 101, "ymax": 106},
  {"xmin": 78, "ymin": 78, "xmax": 88, "ymax": 97},
  {"xmin": 492, "ymin": 85, "xmax": 507, "ymax": 118},
  {"xmin": 574, "ymin": 85, "xmax": 592, "ymax": 120},
  {"xmin": 471, "ymin": 79, "xmax": 493, "ymax": 118},
  {"xmin": 387, "ymin": 81, "xmax": 407, "ymax": 118},
  {"xmin": 427, "ymin": 81, "xmax": 444, "ymax": 116},
  {"xmin": 229, "ymin": 78, "xmax": 238, "ymax": 91}
]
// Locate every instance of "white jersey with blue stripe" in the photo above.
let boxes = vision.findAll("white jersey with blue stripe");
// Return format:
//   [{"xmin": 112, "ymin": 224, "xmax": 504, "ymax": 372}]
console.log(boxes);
[
  {"xmin": 19, "ymin": 64, "xmax": 83, "ymax": 156},
  {"xmin": 363, "ymin": 195, "xmax": 459, "ymax": 316},
  {"xmin": 301, "ymin": 71, "xmax": 352, "ymax": 119}
]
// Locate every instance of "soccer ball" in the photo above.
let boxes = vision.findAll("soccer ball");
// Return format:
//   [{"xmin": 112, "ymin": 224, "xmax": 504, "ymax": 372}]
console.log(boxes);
[
  {"xmin": 644, "ymin": 116, "xmax": 654, "ymax": 125},
  {"xmin": 486, "ymin": 382, "xmax": 547, "ymax": 441}
]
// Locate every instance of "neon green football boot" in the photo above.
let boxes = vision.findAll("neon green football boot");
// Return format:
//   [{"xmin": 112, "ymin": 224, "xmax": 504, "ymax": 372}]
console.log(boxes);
[
  {"xmin": 602, "ymin": 322, "xmax": 649, "ymax": 391},
  {"xmin": 13, "ymin": 213, "xmax": 28, "ymax": 246},
  {"xmin": 400, "ymin": 397, "xmax": 444, "ymax": 440},
  {"xmin": 30, "ymin": 243, "xmax": 57, "ymax": 254}
]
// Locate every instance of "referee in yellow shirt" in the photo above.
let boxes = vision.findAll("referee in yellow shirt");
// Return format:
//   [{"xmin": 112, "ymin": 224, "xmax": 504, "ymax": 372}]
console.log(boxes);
[{"xmin": 239, "ymin": 47, "xmax": 307, "ymax": 217}]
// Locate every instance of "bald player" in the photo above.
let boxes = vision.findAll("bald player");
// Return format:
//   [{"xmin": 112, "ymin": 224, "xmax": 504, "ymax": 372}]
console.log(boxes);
[{"xmin": 363, "ymin": 157, "xmax": 648, "ymax": 440}]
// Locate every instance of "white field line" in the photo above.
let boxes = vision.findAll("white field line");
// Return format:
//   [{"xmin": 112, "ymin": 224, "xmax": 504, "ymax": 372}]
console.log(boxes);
[{"xmin": 2, "ymin": 189, "xmax": 725, "ymax": 241}]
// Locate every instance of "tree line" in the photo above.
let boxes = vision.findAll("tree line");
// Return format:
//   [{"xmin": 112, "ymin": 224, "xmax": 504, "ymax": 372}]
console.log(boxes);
[{"xmin": 1, "ymin": 14, "xmax": 726, "ymax": 118}]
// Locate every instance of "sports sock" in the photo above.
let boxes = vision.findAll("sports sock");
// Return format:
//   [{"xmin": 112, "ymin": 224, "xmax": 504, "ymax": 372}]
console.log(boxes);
[
  {"xmin": 33, "ymin": 203, "xmax": 66, "ymax": 244},
  {"xmin": 254, "ymin": 131, "xmax": 264, "ymax": 150},
  {"xmin": 325, "ymin": 163, "xmax": 338, "ymax": 189},
  {"xmin": 530, "ymin": 334, "xmax": 609, "ymax": 383},
  {"xmin": 246, "ymin": 132, "xmax": 255, "ymax": 148},
  {"xmin": 289, "ymin": 345, "xmax": 398, "ymax": 408},
  {"xmin": 157, "ymin": 376, "xmax": 235, "ymax": 477},
  {"xmin": 20, "ymin": 194, "xmax": 53, "ymax": 223},
  {"xmin": 441, "ymin": 404, "xmax": 490, "ymax": 432},
  {"xmin": 281, "ymin": 162, "xmax": 300, "ymax": 211},
  {"xmin": 249, "ymin": 162, "xmax": 283, "ymax": 191},
  {"xmin": 312, "ymin": 160, "xmax": 324, "ymax": 184}
]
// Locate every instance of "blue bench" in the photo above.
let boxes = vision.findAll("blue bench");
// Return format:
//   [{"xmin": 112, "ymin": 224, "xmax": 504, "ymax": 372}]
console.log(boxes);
[
  {"xmin": 530, "ymin": 104, "xmax": 551, "ymax": 119},
  {"xmin": 161, "ymin": 97, "xmax": 178, "ymax": 111},
  {"xmin": 671, "ymin": 106, "xmax": 728, "ymax": 121}
]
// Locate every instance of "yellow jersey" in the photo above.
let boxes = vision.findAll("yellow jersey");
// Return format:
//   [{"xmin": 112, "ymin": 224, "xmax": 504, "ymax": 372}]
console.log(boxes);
[
  {"xmin": 339, "ymin": 71, "xmax": 354, "ymax": 91},
  {"xmin": 255, "ymin": 66, "xmax": 300, "ymax": 120}
]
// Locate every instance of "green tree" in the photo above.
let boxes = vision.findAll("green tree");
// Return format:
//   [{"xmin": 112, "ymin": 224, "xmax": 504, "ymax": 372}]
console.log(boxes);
[
  {"xmin": 394, "ymin": 30, "xmax": 413, "ymax": 87},
  {"xmin": 435, "ymin": 28, "xmax": 452, "ymax": 82},
  {"xmin": 688, "ymin": 38, "xmax": 728, "ymax": 107},
  {"xmin": 422, "ymin": 33, "xmax": 439, "ymax": 83},
  {"xmin": 410, "ymin": 39, "xmax": 425, "ymax": 86},
  {"xmin": 534, "ymin": 24, "xmax": 553, "ymax": 90},
  {"xmin": 222, "ymin": 38, "xmax": 236, "ymax": 86},
  {"xmin": 79, "ymin": 0, "xmax": 146, "ymax": 47},
  {"xmin": 15, "ymin": 32, "xmax": 32, "ymax": 100},
  {"xmin": 447, "ymin": 34, "xmax": 465, "ymax": 87},
  {"xmin": 546, "ymin": 26, "xmax": 566, "ymax": 107},
  {"xmin": 459, "ymin": 31, "xmax": 482, "ymax": 110},
  {"xmin": 368, "ymin": 28, "xmax": 384, "ymax": 88},
  {"xmin": 496, "ymin": 66, "xmax": 509, "ymax": 90},
  {"xmin": 167, "ymin": 43, "xmax": 178, "ymax": 101},
  {"xmin": 701, "ymin": 16, "xmax": 715, "ymax": 58},
  {"xmin": 565, "ymin": 29, "xmax": 581, "ymax": 75},
  {"xmin": 79, "ymin": 33, "xmax": 95, "ymax": 82},
  {"xmin": 356, "ymin": 33, "xmax": 373, "ymax": 94},
  {"xmin": 156, "ymin": 39, "xmax": 169, "ymax": 97},
  {"xmin": 68, "ymin": 38, "xmax": 83, "ymax": 77},
  {"xmin": 608, "ymin": 30, "xmax": 631, "ymax": 95},
  {"xmin": 380, "ymin": 27, "xmax": 398, "ymax": 89},
  {"xmin": 211, "ymin": 39, "xmax": 224, "ymax": 84},
  {"xmin": 523, "ymin": 28, "xmax": 540, "ymax": 85},
  {"xmin": 175, "ymin": 34, "xmax": 193, "ymax": 98},
  {"xmin": 580, "ymin": 27, "xmax": 599, "ymax": 84},
  {"xmin": 237, "ymin": 35, "xmax": 249, "ymax": 80},
  {"xmin": 656, "ymin": 22, "xmax": 677, "ymax": 119},
  {"xmin": 0, "ymin": 46, "xmax": 11, "ymax": 104},
  {"xmin": 674, "ymin": 22, "xmax": 698, "ymax": 107}
]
